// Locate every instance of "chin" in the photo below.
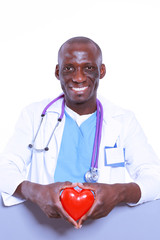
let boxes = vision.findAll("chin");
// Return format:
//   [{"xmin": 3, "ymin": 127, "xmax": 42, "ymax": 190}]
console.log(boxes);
[{"xmin": 63, "ymin": 87, "xmax": 96, "ymax": 105}]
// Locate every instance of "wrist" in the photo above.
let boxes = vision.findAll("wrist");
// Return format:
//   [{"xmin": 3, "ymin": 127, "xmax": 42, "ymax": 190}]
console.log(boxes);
[
  {"xmin": 14, "ymin": 181, "xmax": 40, "ymax": 202},
  {"xmin": 114, "ymin": 182, "xmax": 141, "ymax": 204}
]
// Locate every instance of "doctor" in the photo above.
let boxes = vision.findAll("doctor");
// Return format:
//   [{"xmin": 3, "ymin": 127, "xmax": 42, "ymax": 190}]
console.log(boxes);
[{"xmin": 0, "ymin": 36, "xmax": 160, "ymax": 229}]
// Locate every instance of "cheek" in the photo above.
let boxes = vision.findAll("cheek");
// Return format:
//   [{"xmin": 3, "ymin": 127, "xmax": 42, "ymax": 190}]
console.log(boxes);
[
  {"xmin": 59, "ymin": 72, "xmax": 72, "ymax": 83},
  {"xmin": 92, "ymin": 71, "xmax": 99, "ymax": 79},
  {"xmin": 85, "ymin": 70, "xmax": 99, "ymax": 80}
]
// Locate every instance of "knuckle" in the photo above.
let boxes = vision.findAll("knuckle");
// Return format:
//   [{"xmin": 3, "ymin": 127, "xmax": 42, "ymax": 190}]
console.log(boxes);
[
  {"xmin": 95, "ymin": 198, "xmax": 103, "ymax": 207},
  {"xmin": 64, "ymin": 181, "xmax": 72, "ymax": 186}
]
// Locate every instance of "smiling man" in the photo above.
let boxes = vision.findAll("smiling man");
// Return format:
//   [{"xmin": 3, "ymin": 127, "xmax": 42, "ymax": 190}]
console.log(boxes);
[
  {"xmin": 55, "ymin": 37, "xmax": 105, "ymax": 114},
  {"xmin": 0, "ymin": 37, "xmax": 160, "ymax": 229}
]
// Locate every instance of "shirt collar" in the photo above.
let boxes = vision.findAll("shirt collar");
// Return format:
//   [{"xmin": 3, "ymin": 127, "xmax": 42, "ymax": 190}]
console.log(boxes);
[{"xmin": 65, "ymin": 105, "xmax": 95, "ymax": 127}]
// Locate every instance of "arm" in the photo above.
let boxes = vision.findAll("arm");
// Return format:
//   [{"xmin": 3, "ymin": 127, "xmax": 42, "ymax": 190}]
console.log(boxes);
[
  {"xmin": 14, "ymin": 181, "xmax": 79, "ymax": 228},
  {"xmin": 77, "ymin": 112, "xmax": 160, "ymax": 227},
  {"xmin": 77, "ymin": 182, "xmax": 141, "ymax": 227},
  {"xmin": 0, "ymin": 107, "xmax": 34, "ymax": 205},
  {"xmin": 124, "ymin": 113, "xmax": 160, "ymax": 204}
]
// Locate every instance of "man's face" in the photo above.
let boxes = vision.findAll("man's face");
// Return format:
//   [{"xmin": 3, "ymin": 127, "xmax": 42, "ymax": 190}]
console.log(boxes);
[{"xmin": 55, "ymin": 42, "xmax": 105, "ymax": 112}]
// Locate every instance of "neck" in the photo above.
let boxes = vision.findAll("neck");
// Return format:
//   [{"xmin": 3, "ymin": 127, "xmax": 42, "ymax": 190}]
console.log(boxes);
[{"xmin": 65, "ymin": 99, "xmax": 97, "ymax": 115}]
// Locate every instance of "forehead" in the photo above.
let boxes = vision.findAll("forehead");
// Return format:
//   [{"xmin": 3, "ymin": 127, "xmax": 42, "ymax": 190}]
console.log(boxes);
[{"xmin": 58, "ymin": 42, "xmax": 101, "ymax": 65}]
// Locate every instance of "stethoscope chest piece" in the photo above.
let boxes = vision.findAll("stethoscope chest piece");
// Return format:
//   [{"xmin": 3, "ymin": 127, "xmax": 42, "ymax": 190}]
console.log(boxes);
[{"xmin": 85, "ymin": 168, "xmax": 99, "ymax": 183}]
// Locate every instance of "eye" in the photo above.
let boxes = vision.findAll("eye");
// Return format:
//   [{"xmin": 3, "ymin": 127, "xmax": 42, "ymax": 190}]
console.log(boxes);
[
  {"xmin": 85, "ymin": 66, "xmax": 95, "ymax": 71},
  {"xmin": 63, "ymin": 66, "xmax": 74, "ymax": 72}
]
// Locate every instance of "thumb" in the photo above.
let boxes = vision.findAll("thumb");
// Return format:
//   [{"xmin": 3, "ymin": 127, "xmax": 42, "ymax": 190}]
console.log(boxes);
[{"xmin": 61, "ymin": 182, "xmax": 78, "ymax": 190}]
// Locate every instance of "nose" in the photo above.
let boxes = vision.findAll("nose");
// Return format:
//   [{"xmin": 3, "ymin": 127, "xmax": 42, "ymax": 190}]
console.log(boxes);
[{"xmin": 72, "ymin": 67, "xmax": 86, "ymax": 83}]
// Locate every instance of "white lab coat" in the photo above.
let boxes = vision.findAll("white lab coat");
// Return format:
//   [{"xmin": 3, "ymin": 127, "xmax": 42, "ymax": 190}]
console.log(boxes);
[{"xmin": 0, "ymin": 95, "xmax": 160, "ymax": 206}]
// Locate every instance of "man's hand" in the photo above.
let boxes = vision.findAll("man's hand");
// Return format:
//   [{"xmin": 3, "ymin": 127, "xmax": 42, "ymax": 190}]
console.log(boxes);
[
  {"xmin": 14, "ymin": 181, "xmax": 141, "ymax": 229},
  {"xmin": 77, "ymin": 182, "xmax": 141, "ymax": 228},
  {"xmin": 14, "ymin": 181, "xmax": 79, "ymax": 228}
]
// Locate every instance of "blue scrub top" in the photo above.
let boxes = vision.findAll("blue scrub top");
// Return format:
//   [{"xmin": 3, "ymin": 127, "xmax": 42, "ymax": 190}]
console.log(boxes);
[{"xmin": 54, "ymin": 111, "xmax": 96, "ymax": 183}]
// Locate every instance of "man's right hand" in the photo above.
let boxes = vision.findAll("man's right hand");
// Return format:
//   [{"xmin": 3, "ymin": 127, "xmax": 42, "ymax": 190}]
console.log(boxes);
[{"xmin": 14, "ymin": 181, "xmax": 78, "ymax": 228}]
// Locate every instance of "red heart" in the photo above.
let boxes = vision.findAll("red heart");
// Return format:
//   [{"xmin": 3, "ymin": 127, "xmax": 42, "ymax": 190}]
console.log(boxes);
[{"xmin": 60, "ymin": 188, "xmax": 94, "ymax": 221}]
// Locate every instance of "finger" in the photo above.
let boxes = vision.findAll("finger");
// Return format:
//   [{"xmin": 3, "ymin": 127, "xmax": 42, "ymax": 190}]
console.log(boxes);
[
  {"xmin": 83, "ymin": 182, "xmax": 96, "ymax": 189},
  {"xmin": 57, "ymin": 201, "xmax": 78, "ymax": 228},
  {"xmin": 77, "ymin": 182, "xmax": 96, "ymax": 192},
  {"xmin": 76, "ymin": 183, "xmax": 96, "ymax": 202},
  {"xmin": 48, "ymin": 212, "xmax": 61, "ymax": 218},
  {"xmin": 78, "ymin": 207, "xmax": 94, "ymax": 227},
  {"xmin": 77, "ymin": 196, "xmax": 98, "ymax": 227},
  {"xmin": 60, "ymin": 182, "xmax": 78, "ymax": 191},
  {"xmin": 76, "ymin": 183, "xmax": 96, "ymax": 200},
  {"xmin": 64, "ymin": 182, "xmax": 78, "ymax": 188},
  {"xmin": 44, "ymin": 206, "xmax": 61, "ymax": 218},
  {"xmin": 79, "ymin": 194, "xmax": 104, "ymax": 226},
  {"xmin": 76, "ymin": 182, "xmax": 84, "ymax": 188},
  {"xmin": 78, "ymin": 213, "xmax": 88, "ymax": 227},
  {"xmin": 60, "ymin": 209, "xmax": 79, "ymax": 228}
]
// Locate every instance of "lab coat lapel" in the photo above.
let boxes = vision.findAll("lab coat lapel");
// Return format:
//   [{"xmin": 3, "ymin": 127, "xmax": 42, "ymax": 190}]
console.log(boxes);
[
  {"xmin": 98, "ymin": 95, "xmax": 123, "ymax": 146},
  {"xmin": 102, "ymin": 113, "xmax": 122, "ymax": 147},
  {"xmin": 39, "ymin": 98, "xmax": 65, "ymax": 180},
  {"xmin": 98, "ymin": 108, "xmax": 122, "ymax": 170},
  {"xmin": 98, "ymin": 106, "xmax": 122, "ymax": 184}
]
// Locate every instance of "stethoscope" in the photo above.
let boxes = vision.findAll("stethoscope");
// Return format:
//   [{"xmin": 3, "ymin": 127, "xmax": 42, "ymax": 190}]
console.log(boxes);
[{"xmin": 28, "ymin": 94, "xmax": 103, "ymax": 183}]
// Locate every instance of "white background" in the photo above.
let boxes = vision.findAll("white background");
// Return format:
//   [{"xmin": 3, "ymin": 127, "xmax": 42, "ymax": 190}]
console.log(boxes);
[{"xmin": 0, "ymin": 0, "xmax": 160, "ymax": 156}]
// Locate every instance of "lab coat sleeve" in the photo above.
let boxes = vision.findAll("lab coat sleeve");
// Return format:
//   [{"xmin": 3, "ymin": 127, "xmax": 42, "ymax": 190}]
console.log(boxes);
[
  {"xmin": 124, "ymin": 112, "xmax": 160, "ymax": 205},
  {"xmin": 0, "ymin": 106, "xmax": 33, "ymax": 206}
]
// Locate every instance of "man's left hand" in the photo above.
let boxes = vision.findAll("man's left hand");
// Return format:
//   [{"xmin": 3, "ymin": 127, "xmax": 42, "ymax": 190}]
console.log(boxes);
[{"xmin": 77, "ymin": 182, "xmax": 141, "ymax": 228}]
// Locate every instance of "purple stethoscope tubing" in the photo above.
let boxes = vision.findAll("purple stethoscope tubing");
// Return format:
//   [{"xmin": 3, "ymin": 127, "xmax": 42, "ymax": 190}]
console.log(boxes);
[
  {"xmin": 92, "ymin": 99, "xmax": 103, "ymax": 169},
  {"xmin": 28, "ymin": 94, "xmax": 103, "ymax": 175},
  {"xmin": 28, "ymin": 94, "xmax": 65, "ymax": 152},
  {"xmin": 41, "ymin": 94, "xmax": 65, "ymax": 117}
]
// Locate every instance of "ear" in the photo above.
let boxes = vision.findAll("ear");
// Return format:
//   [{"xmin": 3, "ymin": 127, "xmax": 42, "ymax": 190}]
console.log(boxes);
[
  {"xmin": 100, "ymin": 64, "xmax": 106, "ymax": 79},
  {"xmin": 55, "ymin": 64, "xmax": 60, "ymax": 80}
]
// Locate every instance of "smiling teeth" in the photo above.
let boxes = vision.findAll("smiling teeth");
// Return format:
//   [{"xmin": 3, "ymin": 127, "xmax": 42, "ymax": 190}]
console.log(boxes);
[{"xmin": 72, "ymin": 87, "xmax": 88, "ymax": 91}]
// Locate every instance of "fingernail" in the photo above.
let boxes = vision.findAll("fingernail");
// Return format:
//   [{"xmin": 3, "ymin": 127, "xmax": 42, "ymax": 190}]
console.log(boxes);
[
  {"xmin": 79, "ymin": 224, "xmax": 82, "ymax": 229},
  {"xmin": 74, "ymin": 224, "xmax": 82, "ymax": 229},
  {"xmin": 74, "ymin": 226, "xmax": 79, "ymax": 229}
]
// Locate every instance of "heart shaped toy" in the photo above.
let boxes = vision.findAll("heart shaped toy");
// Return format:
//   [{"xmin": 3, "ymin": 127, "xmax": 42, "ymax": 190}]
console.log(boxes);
[{"xmin": 60, "ymin": 188, "xmax": 94, "ymax": 221}]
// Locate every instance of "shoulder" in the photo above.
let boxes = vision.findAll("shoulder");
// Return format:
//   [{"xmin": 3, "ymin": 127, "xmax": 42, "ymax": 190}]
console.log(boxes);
[
  {"xmin": 21, "ymin": 98, "xmax": 52, "ymax": 116},
  {"xmin": 98, "ymin": 95, "xmax": 142, "ymax": 139},
  {"xmin": 98, "ymin": 95, "xmax": 135, "ymax": 120},
  {"xmin": 21, "ymin": 95, "xmax": 63, "ymax": 117}
]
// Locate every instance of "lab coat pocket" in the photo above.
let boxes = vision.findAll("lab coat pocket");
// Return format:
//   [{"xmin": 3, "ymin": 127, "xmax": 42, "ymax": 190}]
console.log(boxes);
[
  {"xmin": 104, "ymin": 147, "xmax": 125, "ymax": 167},
  {"xmin": 104, "ymin": 146, "xmax": 126, "ymax": 183}
]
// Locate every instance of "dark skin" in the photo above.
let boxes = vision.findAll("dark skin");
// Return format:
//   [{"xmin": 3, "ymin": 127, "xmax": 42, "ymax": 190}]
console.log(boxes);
[
  {"xmin": 14, "ymin": 37, "xmax": 141, "ymax": 229},
  {"xmin": 55, "ymin": 40, "xmax": 106, "ymax": 115}
]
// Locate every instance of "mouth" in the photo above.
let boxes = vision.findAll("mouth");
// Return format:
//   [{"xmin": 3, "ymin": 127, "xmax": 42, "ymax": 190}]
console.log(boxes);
[{"xmin": 71, "ymin": 86, "xmax": 88, "ymax": 93}]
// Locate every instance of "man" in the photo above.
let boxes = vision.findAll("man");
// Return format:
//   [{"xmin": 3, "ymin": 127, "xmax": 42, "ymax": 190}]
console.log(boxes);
[{"xmin": 0, "ymin": 36, "xmax": 160, "ymax": 229}]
